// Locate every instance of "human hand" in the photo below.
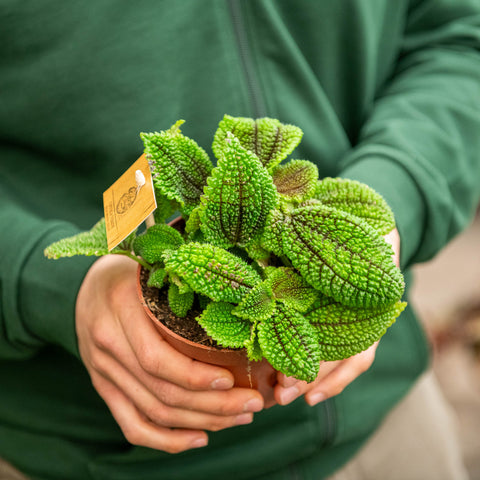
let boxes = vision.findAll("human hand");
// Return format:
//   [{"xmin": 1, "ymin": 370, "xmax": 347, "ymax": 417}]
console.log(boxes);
[
  {"xmin": 75, "ymin": 255, "xmax": 264, "ymax": 453},
  {"xmin": 274, "ymin": 228, "xmax": 401, "ymax": 406}
]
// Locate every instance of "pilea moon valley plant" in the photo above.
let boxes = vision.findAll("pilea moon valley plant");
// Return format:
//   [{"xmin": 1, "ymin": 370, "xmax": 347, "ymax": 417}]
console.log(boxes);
[{"xmin": 45, "ymin": 115, "xmax": 406, "ymax": 382}]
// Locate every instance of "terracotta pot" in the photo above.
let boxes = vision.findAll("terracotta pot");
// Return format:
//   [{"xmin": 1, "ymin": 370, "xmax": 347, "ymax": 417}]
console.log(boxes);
[{"xmin": 136, "ymin": 265, "xmax": 277, "ymax": 406}]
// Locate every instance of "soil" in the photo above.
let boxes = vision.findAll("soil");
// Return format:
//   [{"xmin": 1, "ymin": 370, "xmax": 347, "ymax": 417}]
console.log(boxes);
[{"xmin": 140, "ymin": 268, "xmax": 221, "ymax": 348}]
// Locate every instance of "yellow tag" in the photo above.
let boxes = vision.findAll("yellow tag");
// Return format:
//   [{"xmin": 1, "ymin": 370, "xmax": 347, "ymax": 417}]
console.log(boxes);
[{"xmin": 103, "ymin": 154, "xmax": 157, "ymax": 251}]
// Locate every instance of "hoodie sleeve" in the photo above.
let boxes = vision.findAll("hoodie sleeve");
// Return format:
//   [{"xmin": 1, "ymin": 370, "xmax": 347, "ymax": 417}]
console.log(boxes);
[
  {"xmin": 0, "ymin": 190, "xmax": 95, "ymax": 360},
  {"xmin": 339, "ymin": 0, "xmax": 480, "ymax": 268}
]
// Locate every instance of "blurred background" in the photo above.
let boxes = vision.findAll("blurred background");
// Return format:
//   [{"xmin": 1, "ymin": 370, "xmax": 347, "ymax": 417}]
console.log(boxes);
[{"xmin": 410, "ymin": 207, "xmax": 480, "ymax": 479}]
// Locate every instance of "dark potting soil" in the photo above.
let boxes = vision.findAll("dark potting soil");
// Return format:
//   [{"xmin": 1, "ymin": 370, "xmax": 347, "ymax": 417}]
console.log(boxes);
[{"xmin": 140, "ymin": 268, "xmax": 221, "ymax": 348}]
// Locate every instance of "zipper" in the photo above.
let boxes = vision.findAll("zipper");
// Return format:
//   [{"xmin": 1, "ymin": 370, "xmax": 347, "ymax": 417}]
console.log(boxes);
[
  {"xmin": 322, "ymin": 398, "xmax": 336, "ymax": 446},
  {"xmin": 228, "ymin": 0, "xmax": 267, "ymax": 118},
  {"xmin": 228, "ymin": 1, "xmax": 339, "ymax": 473},
  {"xmin": 288, "ymin": 463, "xmax": 302, "ymax": 480},
  {"xmin": 287, "ymin": 399, "xmax": 337, "ymax": 479}
]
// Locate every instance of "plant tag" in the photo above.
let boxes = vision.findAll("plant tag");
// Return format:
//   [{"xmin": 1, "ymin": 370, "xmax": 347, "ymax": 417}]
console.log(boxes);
[{"xmin": 103, "ymin": 154, "xmax": 157, "ymax": 251}]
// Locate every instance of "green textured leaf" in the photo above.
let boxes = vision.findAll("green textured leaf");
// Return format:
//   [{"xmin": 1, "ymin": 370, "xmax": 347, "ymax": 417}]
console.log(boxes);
[
  {"xmin": 307, "ymin": 301, "xmax": 407, "ymax": 361},
  {"xmin": 261, "ymin": 208, "xmax": 289, "ymax": 256},
  {"xmin": 245, "ymin": 240, "xmax": 271, "ymax": 265},
  {"xmin": 213, "ymin": 115, "xmax": 303, "ymax": 171},
  {"xmin": 45, "ymin": 218, "xmax": 111, "ymax": 258},
  {"xmin": 185, "ymin": 205, "xmax": 202, "ymax": 235},
  {"xmin": 153, "ymin": 192, "xmax": 180, "ymax": 224},
  {"xmin": 303, "ymin": 294, "xmax": 336, "ymax": 315},
  {"xmin": 147, "ymin": 266, "xmax": 167, "ymax": 288},
  {"xmin": 169, "ymin": 273, "xmax": 193, "ymax": 294},
  {"xmin": 272, "ymin": 160, "xmax": 318, "ymax": 203},
  {"xmin": 197, "ymin": 302, "xmax": 251, "ymax": 348},
  {"xmin": 315, "ymin": 178, "xmax": 395, "ymax": 235},
  {"xmin": 298, "ymin": 199, "xmax": 322, "ymax": 208},
  {"xmin": 168, "ymin": 283, "xmax": 194, "ymax": 318},
  {"xmin": 257, "ymin": 304, "xmax": 320, "ymax": 382},
  {"xmin": 187, "ymin": 228, "xmax": 206, "ymax": 244},
  {"xmin": 141, "ymin": 120, "xmax": 213, "ymax": 215},
  {"xmin": 163, "ymin": 242, "xmax": 261, "ymax": 303},
  {"xmin": 282, "ymin": 205, "xmax": 404, "ymax": 308},
  {"xmin": 232, "ymin": 282, "xmax": 275, "ymax": 321},
  {"xmin": 200, "ymin": 134, "xmax": 278, "ymax": 248},
  {"xmin": 266, "ymin": 267, "xmax": 319, "ymax": 313},
  {"xmin": 245, "ymin": 321, "xmax": 264, "ymax": 361},
  {"xmin": 133, "ymin": 224, "xmax": 184, "ymax": 264}
]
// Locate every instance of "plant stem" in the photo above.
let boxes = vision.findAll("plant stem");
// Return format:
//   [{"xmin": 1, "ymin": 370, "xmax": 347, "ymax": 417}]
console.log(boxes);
[{"xmin": 117, "ymin": 251, "xmax": 152, "ymax": 271}]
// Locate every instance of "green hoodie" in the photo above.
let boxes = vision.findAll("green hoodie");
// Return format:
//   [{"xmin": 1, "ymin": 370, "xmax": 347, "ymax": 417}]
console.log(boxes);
[{"xmin": 1, "ymin": 1, "xmax": 480, "ymax": 479}]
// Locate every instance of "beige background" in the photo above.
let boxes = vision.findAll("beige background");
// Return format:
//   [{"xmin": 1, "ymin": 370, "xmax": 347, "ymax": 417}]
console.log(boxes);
[{"xmin": 410, "ymin": 209, "xmax": 480, "ymax": 479}]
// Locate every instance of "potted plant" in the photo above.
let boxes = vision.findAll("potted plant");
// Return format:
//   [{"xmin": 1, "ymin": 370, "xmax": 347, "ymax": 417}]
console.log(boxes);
[{"xmin": 45, "ymin": 115, "xmax": 406, "ymax": 400}]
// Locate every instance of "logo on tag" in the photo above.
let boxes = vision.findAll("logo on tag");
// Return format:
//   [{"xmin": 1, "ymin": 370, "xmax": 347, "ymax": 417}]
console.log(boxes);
[{"xmin": 103, "ymin": 154, "xmax": 157, "ymax": 251}]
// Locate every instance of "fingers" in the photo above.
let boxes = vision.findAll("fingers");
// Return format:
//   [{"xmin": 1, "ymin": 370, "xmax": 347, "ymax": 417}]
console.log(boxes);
[
  {"xmin": 93, "ymin": 374, "xmax": 208, "ymax": 454},
  {"xmin": 118, "ymin": 302, "xmax": 236, "ymax": 391},
  {"xmin": 275, "ymin": 343, "xmax": 378, "ymax": 406},
  {"xmin": 93, "ymin": 340, "xmax": 262, "ymax": 412},
  {"xmin": 384, "ymin": 228, "xmax": 401, "ymax": 267},
  {"xmin": 304, "ymin": 345, "xmax": 376, "ymax": 406},
  {"xmin": 93, "ymin": 349, "xmax": 258, "ymax": 433},
  {"xmin": 275, "ymin": 360, "xmax": 339, "ymax": 405}
]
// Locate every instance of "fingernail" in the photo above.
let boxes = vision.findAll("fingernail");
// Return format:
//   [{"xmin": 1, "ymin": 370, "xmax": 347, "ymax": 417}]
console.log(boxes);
[
  {"xmin": 279, "ymin": 385, "xmax": 299, "ymax": 405},
  {"xmin": 307, "ymin": 392, "xmax": 326, "ymax": 406},
  {"xmin": 235, "ymin": 413, "xmax": 253, "ymax": 426},
  {"xmin": 191, "ymin": 437, "xmax": 208, "ymax": 449},
  {"xmin": 211, "ymin": 377, "xmax": 234, "ymax": 390},
  {"xmin": 244, "ymin": 397, "xmax": 263, "ymax": 413}
]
